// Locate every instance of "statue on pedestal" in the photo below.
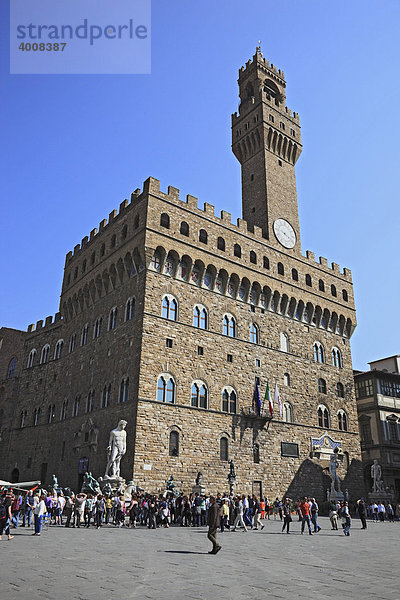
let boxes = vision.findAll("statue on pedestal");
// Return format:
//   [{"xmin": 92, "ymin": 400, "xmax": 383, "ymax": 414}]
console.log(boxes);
[
  {"xmin": 82, "ymin": 472, "xmax": 100, "ymax": 495},
  {"xmin": 166, "ymin": 474, "xmax": 176, "ymax": 493},
  {"xmin": 329, "ymin": 449, "xmax": 342, "ymax": 495},
  {"xmin": 49, "ymin": 474, "xmax": 59, "ymax": 492},
  {"xmin": 195, "ymin": 472, "xmax": 203, "ymax": 486},
  {"xmin": 104, "ymin": 420, "xmax": 127, "ymax": 479},
  {"xmin": 371, "ymin": 459, "xmax": 385, "ymax": 493}
]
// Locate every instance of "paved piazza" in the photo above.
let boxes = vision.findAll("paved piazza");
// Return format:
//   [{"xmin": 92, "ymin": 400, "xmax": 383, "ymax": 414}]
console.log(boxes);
[{"xmin": 1, "ymin": 517, "xmax": 398, "ymax": 599}]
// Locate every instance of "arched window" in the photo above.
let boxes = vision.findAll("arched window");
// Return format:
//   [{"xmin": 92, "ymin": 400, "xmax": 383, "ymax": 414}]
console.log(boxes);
[
  {"xmin": 277, "ymin": 262, "xmax": 284, "ymax": 275},
  {"xmin": 314, "ymin": 342, "xmax": 325, "ymax": 363},
  {"xmin": 121, "ymin": 224, "xmax": 128, "ymax": 240},
  {"xmin": 157, "ymin": 374, "xmax": 175, "ymax": 404},
  {"xmin": 336, "ymin": 382, "xmax": 345, "ymax": 398},
  {"xmin": 110, "ymin": 234, "xmax": 116, "ymax": 248},
  {"xmin": 191, "ymin": 382, "xmax": 208, "ymax": 409},
  {"xmin": 253, "ymin": 443, "xmax": 260, "ymax": 463},
  {"xmin": 220, "ymin": 437, "xmax": 229, "ymax": 461},
  {"xmin": 331, "ymin": 284, "xmax": 337, "ymax": 297},
  {"xmin": 222, "ymin": 388, "xmax": 237, "ymax": 413},
  {"xmin": 250, "ymin": 251, "xmax": 257, "ymax": 264},
  {"xmin": 283, "ymin": 373, "xmax": 290, "ymax": 387},
  {"xmin": 319, "ymin": 279, "xmax": 325, "ymax": 292},
  {"xmin": 60, "ymin": 400, "xmax": 68, "ymax": 421},
  {"xmin": 102, "ymin": 384, "xmax": 111, "ymax": 408},
  {"xmin": 291, "ymin": 268, "xmax": 298, "ymax": 281},
  {"xmin": 280, "ymin": 332, "xmax": 289, "ymax": 352},
  {"xmin": 193, "ymin": 305, "xmax": 208, "ymax": 329},
  {"xmin": 305, "ymin": 274, "xmax": 312, "ymax": 287},
  {"xmin": 342, "ymin": 289, "xmax": 348, "ymax": 302},
  {"xmin": 338, "ymin": 409, "xmax": 348, "ymax": 431},
  {"xmin": 223, "ymin": 315, "xmax": 236, "ymax": 338},
  {"xmin": 162, "ymin": 295, "xmax": 177, "ymax": 321},
  {"xmin": 108, "ymin": 307, "xmax": 118, "ymax": 330},
  {"xmin": 134, "ymin": 215, "xmax": 139, "ymax": 229},
  {"xmin": 169, "ymin": 431, "xmax": 179, "ymax": 457},
  {"xmin": 332, "ymin": 347, "xmax": 343, "ymax": 368},
  {"xmin": 283, "ymin": 402, "xmax": 293, "ymax": 423},
  {"xmin": 54, "ymin": 339, "xmax": 64, "ymax": 360},
  {"xmin": 151, "ymin": 252, "xmax": 161, "ymax": 272},
  {"xmin": 74, "ymin": 266, "xmax": 78, "ymax": 280},
  {"xmin": 69, "ymin": 334, "xmax": 76, "ymax": 353},
  {"xmin": 180, "ymin": 221, "xmax": 189, "ymax": 236},
  {"xmin": 234, "ymin": 244, "xmax": 241, "ymax": 258},
  {"xmin": 125, "ymin": 297, "xmax": 135, "ymax": 321},
  {"xmin": 119, "ymin": 377, "xmax": 129, "ymax": 403},
  {"xmin": 199, "ymin": 229, "xmax": 208, "ymax": 244},
  {"xmin": 82, "ymin": 259, "xmax": 87, "ymax": 274},
  {"xmin": 40, "ymin": 345, "xmax": 50, "ymax": 365},
  {"xmin": 20, "ymin": 410, "xmax": 27, "ymax": 428},
  {"xmin": 86, "ymin": 390, "xmax": 95, "ymax": 413},
  {"xmin": 27, "ymin": 349, "xmax": 36, "ymax": 369},
  {"xmin": 33, "ymin": 407, "xmax": 41, "ymax": 426},
  {"xmin": 263, "ymin": 256, "xmax": 270, "ymax": 269},
  {"xmin": 318, "ymin": 405, "xmax": 330, "ymax": 428},
  {"xmin": 72, "ymin": 396, "xmax": 80, "ymax": 417},
  {"xmin": 48, "ymin": 404, "xmax": 55, "ymax": 424},
  {"xmin": 318, "ymin": 378, "xmax": 327, "ymax": 394},
  {"xmin": 160, "ymin": 213, "xmax": 170, "ymax": 228},
  {"xmin": 217, "ymin": 237, "xmax": 225, "ymax": 251},
  {"xmin": 80, "ymin": 324, "xmax": 88, "ymax": 346},
  {"xmin": 93, "ymin": 317, "xmax": 102, "ymax": 338},
  {"xmin": 100, "ymin": 243, "xmax": 105, "ymax": 257},
  {"xmin": 250, "ymin": 323, "xmax": 259, "ymax": 344},
  {"xmin": 90, "ymin": 251, "xmax": 96, "ymax": 265}
]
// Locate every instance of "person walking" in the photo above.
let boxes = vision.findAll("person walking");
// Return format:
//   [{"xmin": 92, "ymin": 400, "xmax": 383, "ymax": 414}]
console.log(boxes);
[
  {"xmin": 252, "ymin": 496, "xmax": 264, "ymax": 530},
  {"xmin": 231, "ymin": 496, "xmax": 248, "ymax": 532},
  {"xmin": 95, "ymin": 494, "xmax": 105, "ymax": 529},
  {"xmin": 329, "ymin": 500, "xmax": 338, "ymax": 530},
  {"xmin": 299, "ymin": 497, "xmax": 313, "ymax": 535},
  {"xmin": 64, "ymin": 495, "xmax": 74, "ymax": 527},
  {"xmin": 281, "ymin": 497, "xmax": 292, "ymax": 534},
  {"xmin": 33, "ymin": 494, "xmax": 46, "ymax": 536},
  {"xmin": 342, "ymin": 501, "xmax": 351, "ymax": 536},
  {"xmin": 0, "ymin": 492, "xmax": 14, "ymax": 541},
  {"xmin": 357, "ymin": 498, "xmax": 367, "ymax": 529},
  {"xmin": 207, "ymin": 496, "xmax": 221, "ymax": 554},
  {"xmin": 310, "ymin": 498, "xmax": 321, "ymax": 532}
]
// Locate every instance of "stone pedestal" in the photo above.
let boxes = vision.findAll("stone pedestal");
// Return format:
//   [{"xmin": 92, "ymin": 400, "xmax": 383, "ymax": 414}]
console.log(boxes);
[
  {"xmin": 368, "ymin": 491, "xmax": 393, "ymax": 504},
  {"xmin": 330, "ymin": 490, "xmax": 345, "ymax": 503},
  {"xmin": 192, "ymin": 484, "xmax": 206, "ymax": 496},
  {"xmin": 98, "ymin": 476, "xmax": 125, "ymax": 494}
]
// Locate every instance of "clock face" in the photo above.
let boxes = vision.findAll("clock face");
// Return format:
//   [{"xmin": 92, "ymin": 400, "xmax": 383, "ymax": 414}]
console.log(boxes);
[{"xmin": 273, "ymin": 219, "xmax": 296, "ymax": 249}]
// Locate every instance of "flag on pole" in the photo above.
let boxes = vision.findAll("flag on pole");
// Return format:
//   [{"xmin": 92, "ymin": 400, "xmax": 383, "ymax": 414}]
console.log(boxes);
[
  {"xmin": 274, "ymin": 383, "xmax": 282, "ymax": 417},
  {"xmin": 253, "ymin": 380, "xmax": 261, "ymax": 415},
  {"xmin": 265, "ymin": 382, "xmax": 273, "ymax": 416}
]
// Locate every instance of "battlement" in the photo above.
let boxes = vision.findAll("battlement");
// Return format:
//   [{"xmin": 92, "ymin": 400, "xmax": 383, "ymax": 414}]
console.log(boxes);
[
  {"xmin": 65, "ymin": 188, "xmax": 142, "ymax": 264},
  {"xmin": 27, "ymin": 312, "xmax": 63, "ymax": 334},
  {"xmin": 239, "ymin": 50, "xmax": 285, "ymax": 83},
  {"xmin": 144, "ymin": 177, "xmax": 352, "ymax": 281}
]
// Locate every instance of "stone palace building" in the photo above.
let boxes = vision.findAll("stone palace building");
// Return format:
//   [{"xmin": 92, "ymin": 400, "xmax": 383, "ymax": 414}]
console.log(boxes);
[{"xmin": 0, "ymin": 49, "xmax": 363, "ymax": 500}]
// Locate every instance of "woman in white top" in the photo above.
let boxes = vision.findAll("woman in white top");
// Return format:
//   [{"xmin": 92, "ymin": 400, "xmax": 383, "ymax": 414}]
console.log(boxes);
[{"xmin": 33, "ymin": 495, "xmax": 46, "ymax": 536}]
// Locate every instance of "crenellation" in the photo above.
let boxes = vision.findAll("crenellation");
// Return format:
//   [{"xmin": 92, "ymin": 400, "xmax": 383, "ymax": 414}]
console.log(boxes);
[
  {"xmin": 331, "ymin": 262, "xmax": 340, "ymax": 273},
  {"xmin": 186, "ymin": 194, "xmax": 198, "ymax": 209},
  {"xmin": 119, "ymin": 199, "xmax": 129, "ymax": 213},
  {"xmin": 27, "ymin": 324, "xmax": 34, "ymax": 333},
  {"xmin": 253, "ymin": 225, "xmax": 263, "ymax": 239},
  {"xmin": 73, "ymin": 244, "xmax": 80, "ymax": 256},
  {"xmin": 305, "ymin": 250, "xmax": 315, "ymax": 262},
  {"xmin": 167, "ymin": 185, "xmax": 180, "ymax": 199},
  {"xmin": 81, "ymin": 236, "xmax": 88, "ymax": 247},
  {"xmin": 143, "ymin": 176, "xmax": 160, "ymax": 194},
  {"xmin": 89, "ymin": 228, "xmax": 97, "ymax": 241},
  {"xmin": 36, "ymin": 320, "xmax": 43, "ymax": 330},
  {"xmin": 45, "ymin": 316, "xmax": 53, "ymax": 327},
  {"xmin": 343, "ymin": 268, "xmax": 352, "ymax": 281},
  {"xmin": 221, "ymin": 210, "xmax": 232, "ymax": 224},
  {"xmin": 319, "ymin": 256, "xmax": 328, "ymax": 267},
  {"xmin": 99, "ymin": 219, "xmax": 107, "ymax": 231},
  {"xmin": 108, "ymin": 210, "xmax": 117, "ymax": 223},
  {"xmin": 203, "ymin": 202, "xmax": 215, "ymax": 216},
  {"xmin": 237, "ymin": 218, "xmax": 247, "ymax": 231}
]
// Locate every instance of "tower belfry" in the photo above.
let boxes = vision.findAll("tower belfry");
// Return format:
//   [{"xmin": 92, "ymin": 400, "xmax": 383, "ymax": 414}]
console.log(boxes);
[{"xmin": 232, "ymin": 48, "xmax": 302, "ymax": 253}]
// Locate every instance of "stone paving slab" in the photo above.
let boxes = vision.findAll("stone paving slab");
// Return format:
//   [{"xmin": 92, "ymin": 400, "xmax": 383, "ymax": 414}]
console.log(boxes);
[{"xmin": 1, "ymin": 517, "xmax": 399, "ymax": 600}]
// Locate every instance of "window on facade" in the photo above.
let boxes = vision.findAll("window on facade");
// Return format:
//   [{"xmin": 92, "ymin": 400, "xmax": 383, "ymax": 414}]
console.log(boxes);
[
  {"xmin": 91, "ymin": 252, "xmax": 95, "ymax": 265},
  {"xmin": 314, "ymin": 342, "xmax": 325, "ymax": 363},
  {"xmin": 86, "ymin": 390, "xmax": 95, "ymax": 413},
  {"xmin": 250, "ymin": 323, "xmax": 259, "ymax": 344},
  {"xmin": 338, "ymin": 409, "xmax": 348, "ymax": 431},
  {"xmin": 119, "ymin": 378, "xmax": 129, "ymax": 403},
  {"xmin": 280, "ymin": 121, "xmax": 285, "ymax": 130},
  {"xmin": 72, "ymin": 396, "xmax": 80, "ymax": 417},
  {"xmin": 180, "ymin": 221, "xmax": 189, "ymax": 236},
  {"xmin": 291, "ymin": 268, "xmax": 298, "ymax": 281},
  {"xmin": 217, "ymin": 237, "xmax": 225, "ymax": 251},
  {"xmin": 223, "ymin": 315, "xmax": 236, "ymax": 338},
  {"xmin": 284, "ymin": 373, "xmax": 290, "ymax": 387},
  {"xmin": 198, "ymin": 346, "xmax": 203, "ymax": 356},
  {"xmin": 263, "ymin": 256, "xmax": 270, "ymax": 269},
  {"xmin": 69, "ymin": 334, "xmax": 76, "ymax": 353},
  {"xmin": 108, "ymin": 307, "xmax": 118, "ymax": 331},
  {"xmin": 160, "ymin": 213, "xmax": 170, "ymax": 228},
  {"xmin": 342, "ymin": 289, "xmax": 348, "ymax": 301},
  {"xmin": 19, "ymin": 410, "xmax": 27, "ymax": 428},
  {"xmin": 48, "ymin": 404, "xmax": 56, "ymax": 424},
  {"xmin": 222, "ymin": 388, "xmax": 237, "ymax": 413},
  {"xmin": 134, "ymin": 215, "xmax": 139, "ymax": 229},
  {"xmin": 60, "ymin": 400, "xmax": 68, "ymax": 421},
  {"xmin": 255, "ymin": 358, "xmax": 261, "ymax": 367},
  {"xmin": 54, "ymin": 340, "xmax": 64, "ymax": 360},
  {"xmin": 269, "ymin": 114, "xmax": 274, "ymax": 122},
  {"xmin": 82, "ymin": 259, "xmax": 87, "ymax": 274},
  {"xmin": 331, "ymin": 284, "xmax": 337, "ymax": 297},
  {"xmin": 379, "ymin": 378, "xmax": 400, "ymax": 398},
  {"xmin": 319, "ymin": 279, "xmax": 325, "ymax": 292},
  {"xmin": 193, "ymin": 306, "xmax": 208, "ymax": 329},
  {"xmin": 191, "ymin": 382, "xmax": 208, "ymax": 409},
  {"xmin": 250, "ymin": 251, "xmax": 257, "ymax": 264},
  {"xmin": 27, "ymin": 350, "xmax": 36, "ymax": 369},
  {"xmin": 93, "ymin": 317, "xmax": 102, "ymax": 338},
  {"xmin": 33, "ymin": 407, "xmax": 41, "ymax": 426},
  {"xmin": 283, "ymin": 402, "xmax": 293, "ymax": 423},
  {"xmin": 318, "ymin": 378, "xmax": 327, "ymax": 394},
  {"xmin": 305, "ymin": 274, "xmax": 312, "ymax": 286},
  {"xmin": 277, "ymin": 262, "xmax": 284, "ymax": 275},
  {"xmin": 125, "ymin": 298, "xmax": 135, "ymax": 321},
  {"xmin": 199, "ymin": 229, "xmax": 208, "ymax": 244},
  {"xmin": 220, "ymin": 437, "xmax": 229, "ymax": 461},
  {"xmin": 162, "ymin": 296, "xmax": 177, "ymax": 321},
  {"xmin": 336, "ymin": 382, "xmax": 345, "ymax": 398},
  {"xmin": 253, "ymin": 443, "xmax": 260, "ymax": 463},
  {"xmin": 280, "ymin": 332, "xmax": 289, "ymax": 352},
  {"xmin": 169, "ymin": 431, "xmax": 179, "ymax": 457},
  {"xmin": 361, "ymin": 421, "xmax": 372, "ymax": 443},
  {"xmin": 234, "ymin": 244, "xmax": 241, "ymax": 258},
  {"xmin": 157, "ymin": 375, "xmax": 175, "ymax": 404},
  {"xmin": 332, "ymin": 347, "xmax": 342, "ymax": 368},
  {"xmin": 318, "ymin": 405, "xmax": 329, "ymax": 428},
  {"xmin": 100, "ymin": 243, "xmax": 105, "ymax": 257},
  {"xmin": 121, "ymin": 224, "xmax": 128, "ymax": 240},
  {"xmin": 388, "ymin": 420, "xmax": 398, "ymax": 441},
  {"xmin": 40, "ymin": 345, "xmax": 50, "ymax": 365},
  {"xmin": 81, "ymin": 325, "xmax": 89, "ymax": 346},
  {"xmin": 355, "ymin": 379, "xmax": 374, "ymax": 399},
  {"xmin": 110, "ymin": 234, "xmax": 116, "ymax": 249},
  {"xmin": 74, "ymin": 267, "xmax": 78, "ymax": 280},
  {"xmin": 102, "ymin": 384, "xmax": 111, "ymax": 408}
]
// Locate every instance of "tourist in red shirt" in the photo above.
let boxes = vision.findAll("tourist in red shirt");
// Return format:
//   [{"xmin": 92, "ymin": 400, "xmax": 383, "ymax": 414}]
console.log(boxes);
[{"xmin": 299, "ymin": 496, "xmax": 313, "ymax": 535}]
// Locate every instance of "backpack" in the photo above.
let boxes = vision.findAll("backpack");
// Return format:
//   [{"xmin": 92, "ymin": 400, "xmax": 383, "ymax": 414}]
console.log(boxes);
[{"xmin": 0, "ymin": 503, "xmax": 7, "ymax": 520}]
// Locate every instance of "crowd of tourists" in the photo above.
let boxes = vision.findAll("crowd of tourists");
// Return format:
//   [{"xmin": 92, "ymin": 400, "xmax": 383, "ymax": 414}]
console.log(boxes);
[{"xmin": 1, "ymin": 486, "xmax": 400, "ymax": 543}]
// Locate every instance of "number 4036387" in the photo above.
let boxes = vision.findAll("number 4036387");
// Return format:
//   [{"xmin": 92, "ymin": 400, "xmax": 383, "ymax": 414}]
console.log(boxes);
[{"xmin": 18, "ymin": 42, "xmax": 67, "ymax": 51}]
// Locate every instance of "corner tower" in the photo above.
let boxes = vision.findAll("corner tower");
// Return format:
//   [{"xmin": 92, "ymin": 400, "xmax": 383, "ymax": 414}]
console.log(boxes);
[{"xmin": 232, "ymin": 47, "xmax": 302, "ymax": 253}]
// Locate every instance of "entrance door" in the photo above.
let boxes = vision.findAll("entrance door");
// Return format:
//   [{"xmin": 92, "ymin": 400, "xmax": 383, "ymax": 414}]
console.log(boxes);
[{"xmin": 253, "ymin": 480, "xmax": 262, "ymax": 498}]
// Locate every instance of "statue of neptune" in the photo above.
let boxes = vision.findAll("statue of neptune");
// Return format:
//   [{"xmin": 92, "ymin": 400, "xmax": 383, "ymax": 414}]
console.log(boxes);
[{"xmin": 105, "ymin": 420, "xmax": 127, "ymax": 479}]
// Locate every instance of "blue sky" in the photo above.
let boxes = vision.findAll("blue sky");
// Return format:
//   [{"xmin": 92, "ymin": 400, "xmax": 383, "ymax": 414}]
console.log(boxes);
[{"xmin": 1, "ymin": 0, "xmax": 399, "ymax": 371}]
